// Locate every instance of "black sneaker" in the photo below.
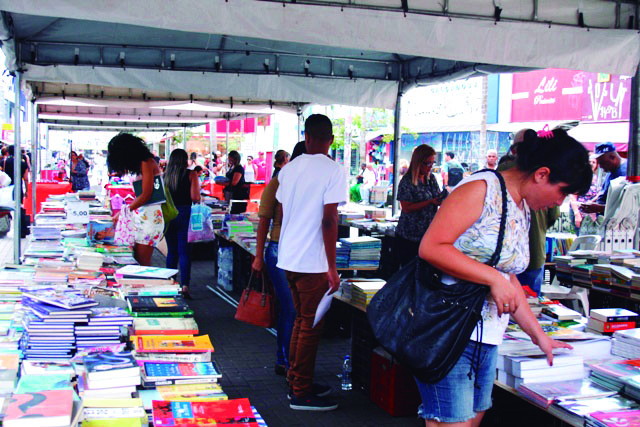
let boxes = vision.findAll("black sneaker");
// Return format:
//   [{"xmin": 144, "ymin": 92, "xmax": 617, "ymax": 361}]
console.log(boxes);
[
  {"xmin": 288, "ymin": 384, "xmax": 331, "ymax": 400},
  {"xmin": 289, "ymin": 394, "xmax": 338, "ymax": 411},
  {"xmin": 274, "ymin": 364, "xmax": 287, "ymax": 376}
]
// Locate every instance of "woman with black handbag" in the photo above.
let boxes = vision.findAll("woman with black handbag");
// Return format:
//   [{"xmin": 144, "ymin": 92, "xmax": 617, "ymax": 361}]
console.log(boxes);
[{"xmin": 414, "ymin": 129, "xmax": 592, "ymax": 426}]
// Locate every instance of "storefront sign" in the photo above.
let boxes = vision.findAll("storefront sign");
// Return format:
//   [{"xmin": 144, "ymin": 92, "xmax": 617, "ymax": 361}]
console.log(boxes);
[
  {"xmin": 511, "ymin": 69, "xmax": 583, "ymax": 122},
  {"xmin": 512, "ymin": 69, "xmax": 631, "ymax": 123}
]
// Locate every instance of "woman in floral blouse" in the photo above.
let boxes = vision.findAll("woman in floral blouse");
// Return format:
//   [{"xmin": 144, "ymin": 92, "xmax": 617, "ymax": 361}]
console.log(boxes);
[
  {"xmin": 395, "ymin": 144, "xmax": 446, "ymax": 266},
  {"xmin": 108, "ymin": 133, "xmax": 164, "ymax": 266}
]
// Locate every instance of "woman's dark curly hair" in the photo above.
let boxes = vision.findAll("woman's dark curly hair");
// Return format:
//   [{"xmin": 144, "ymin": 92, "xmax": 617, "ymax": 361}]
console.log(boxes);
[
  {"xmin": 516, "ymin": 128, "xmax": 592, "ymax": 196},
  {"xmin": 107, "ymin": 133, "xmax": 154, "ymax": 175}
]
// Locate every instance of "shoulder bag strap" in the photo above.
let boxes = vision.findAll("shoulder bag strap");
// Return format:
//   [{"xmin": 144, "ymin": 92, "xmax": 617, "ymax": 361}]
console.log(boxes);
[{"xmin": 474, "ymin": 169, "xmax": 508, "ymax": 268}]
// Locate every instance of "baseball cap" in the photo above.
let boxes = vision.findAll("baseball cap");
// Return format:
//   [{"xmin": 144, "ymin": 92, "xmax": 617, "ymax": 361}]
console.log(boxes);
[{"xmin": 594, "ymin": 142, "xmax": 616, "ymax": 158}]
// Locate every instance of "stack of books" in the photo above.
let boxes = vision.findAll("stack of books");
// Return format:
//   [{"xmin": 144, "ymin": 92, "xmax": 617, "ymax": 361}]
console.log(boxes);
[
  {"xmin": 132, "ymin": 334, "xmax": 214, "ymax": 363},
  {"xmin": 81, "ymin": 397, "xmax": 147, "ymax": 427},
  {"xmin": 75, "ymin": 307, "xmax": 133, "ymax": 350},
  {"xmin": 140, "ymin": 360, "xmax": 222, "ymax": 388},
  {"xmin": 336, "ymin": 242, "xmax": 350, "ymax": 269},
  {"xmin": 225, "ymin": 220, "xmax": 254, "ymax": 238},
  {"xmin": 3, "ymin": 389, "xmax": 81, "ymax": 427},
  {"xmin": 612, "ymin": 328, "xmax": 640, "ymax": 358},
  {"xmin": 518, "ymin": 378, "xmax": 616, "ymax": 409},
  {"xmin": 30, "ymin": 225, "xmax": 63, "ymax": 240},
  {"xmin": 151, "ymin": 398, "xmax": 258, "ymax": 427},
  {"xmin": 349, "ymin": 279, "xmax": 386, "ymax": 310},
  {"xmin": 541, "ymin": 304, "xmax": 582, "ymax": 321},
  {"xmin": 20, "ymin": 290, "xmax": 97, "ymax": 360},
  {"xmin": 339, "ymin": 236, "xmax": 382, "ymax": 269},
  {"xmin": 497, "ymin": 353, "xmax": 584, "ymax": 389},
  {"xmin": 587, "ymin": 309, "xmax": 638, "ymax": 335},
  {"xmin": 555, "ymin": 395, "xmax": 640, "ymax": 426},
  {"xmin": 126, "ymin": 295, "xmax": 193, "ymax": 317},
  {"xmin": 586, "ymin": 409, "xmax": 640, "ymax": 427},
  {"xmin": 138, "ymin": 382, "xmax": 228, "ymax": 412},
  {"xmin": 0, "ymin": 353, "xmax": 20, "ymax": 396},
  {"xmin": 79, "ymin": 351, "xmax": 141, "ymax": 399},
  {"xmin": 115, "ymin": 265, "xmax": 178, "ymax": 283},
  {"xmin": 76, "ymin": 251, "xmax": 105, "ymax": 271},
  {"xmin": 590, "ymin": 359, "xmax": 640, "ymax": 392},
  {"xmin": 132, "ymin": 317, "xmax": 198, "ymax": 335}
]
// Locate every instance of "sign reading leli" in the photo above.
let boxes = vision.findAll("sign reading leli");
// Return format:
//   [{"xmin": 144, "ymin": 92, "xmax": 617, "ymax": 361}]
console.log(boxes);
[{"xmin": 66, "ymin": 201, "xmax": 90, "ymax": 224}]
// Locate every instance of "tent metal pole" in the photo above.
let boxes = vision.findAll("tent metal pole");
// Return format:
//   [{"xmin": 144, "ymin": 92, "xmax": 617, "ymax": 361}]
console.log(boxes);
[
  {"xmin": 164, "ymin": 135, "xmax": 171, "ymax": 160},
  {"xmin": 628, "ymin": 67, "xmax": 640, "ymax": 183},
  {"xmin": 45, "ymin": 125, "xmax": 49, "ymax": 165},
  {"xmin": 209, "ymin": 121, "xmax": 215, "ymax": 158},
  {"xmin": 182, "ymin": 127, "xmax": 187, "ymax": 150},
  {"xmin": 30, "ymin": 101, "xmax": 37, "ymax": 223},
  {"xmin": 225, "ymin": 114, "xmax": 229, "ymax": 156},
  {"xmin": 13, "ymin": 71, "xmax": 22, "ymax": 264},
  {"xmin": 391, "ymin": 80, "xmax": 404, "ymax": 216}
]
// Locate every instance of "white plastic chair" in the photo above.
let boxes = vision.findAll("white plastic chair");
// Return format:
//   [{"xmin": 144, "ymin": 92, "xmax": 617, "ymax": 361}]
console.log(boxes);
[{"xmin": 541, "ymin": 234, "xmax": 602, "ymax": 316}]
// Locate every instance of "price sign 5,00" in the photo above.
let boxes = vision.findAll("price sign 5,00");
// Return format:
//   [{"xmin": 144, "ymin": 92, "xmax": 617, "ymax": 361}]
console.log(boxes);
[{"xmin": 66, "ymin": 201, "xmax": 90, "ymax": 224}]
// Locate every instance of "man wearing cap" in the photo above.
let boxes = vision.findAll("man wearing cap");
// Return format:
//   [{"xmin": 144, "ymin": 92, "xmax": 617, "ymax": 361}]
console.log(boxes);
[{"xmin": 581, "ymin": 142, "xmax": 627, "ymax": 215}]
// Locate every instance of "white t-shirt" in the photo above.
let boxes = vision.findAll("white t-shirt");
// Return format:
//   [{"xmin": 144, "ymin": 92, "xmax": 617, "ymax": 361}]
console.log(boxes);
[
  {"xmin": 244, "ymin": 164, "xmax": 256, "ymax": 182},
  {"xmin": 276, "ymin": 154, "xmax": 347, "ymax": 273},
  {"xmin": 362, "ymin": 169, "xmax": 376, "ymax": 188}
]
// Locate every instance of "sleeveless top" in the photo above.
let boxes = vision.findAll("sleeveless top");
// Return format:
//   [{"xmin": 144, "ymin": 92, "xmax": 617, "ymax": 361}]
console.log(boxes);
[
  {"xmin": 171, "ymin": 170, "xmax": 193, "ymax": 206},
  {"xmin": 444, "ymin": 171, "xmax": 531, "ymax": 345}
]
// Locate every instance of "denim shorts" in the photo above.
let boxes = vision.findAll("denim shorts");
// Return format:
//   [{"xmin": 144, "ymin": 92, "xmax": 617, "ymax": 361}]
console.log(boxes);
[{"xmin": 414, "ymin": 340, "xmax": 498, "ymax": 423}]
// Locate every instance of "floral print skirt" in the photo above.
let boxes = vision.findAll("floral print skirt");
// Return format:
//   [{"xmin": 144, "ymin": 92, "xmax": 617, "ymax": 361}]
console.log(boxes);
[{"xmin": 132, "ymin": 205, "xmax": 164, "ymax": 246}]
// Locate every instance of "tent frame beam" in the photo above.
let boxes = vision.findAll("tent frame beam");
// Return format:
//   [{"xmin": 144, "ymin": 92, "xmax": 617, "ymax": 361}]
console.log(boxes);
[{"xmin": 255, "ymin": 0, "xmax": 640, "ymax": 29}]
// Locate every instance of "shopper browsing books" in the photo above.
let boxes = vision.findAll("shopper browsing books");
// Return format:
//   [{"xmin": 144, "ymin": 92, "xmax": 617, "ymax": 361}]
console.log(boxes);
[
  {"xmin": 164, "ymin": 149, "xmax": 201, "ymax": 297},
  {"xmin": 252, "ymin": 172, "xmax": 295, "ymax": 377},
  {"xmin": 395, "ymin": 144, "xmax": 446, "ymax": 266},
  {"xmin": 416, "ymin": 128, "xmax": 592, "ymax": 426},
  {"xmin": 107, "ymin": 133, "xmax": 165, "ymax": 266},
  {"xmin": 223, "ymin": 150, "xmax": 247, "ymax": 204},
  {"xmin": 276, "ymin": 114, "xmax": 347, "ymax": 411}
]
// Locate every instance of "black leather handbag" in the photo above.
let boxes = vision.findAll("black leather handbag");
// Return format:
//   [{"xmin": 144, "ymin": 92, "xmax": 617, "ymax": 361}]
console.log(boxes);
[{"xmin": 367, "ymin": 169, "xmax": 508, "ymax": 384}]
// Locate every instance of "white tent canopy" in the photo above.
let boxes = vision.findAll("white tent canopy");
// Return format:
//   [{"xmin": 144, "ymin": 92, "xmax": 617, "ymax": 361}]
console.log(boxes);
[{"xmin": 2, "ymin": 0, "xmax": 640, "ymax": 111}]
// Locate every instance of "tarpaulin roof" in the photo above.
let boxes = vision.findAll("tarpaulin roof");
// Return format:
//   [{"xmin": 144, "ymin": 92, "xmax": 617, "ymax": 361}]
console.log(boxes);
[{"xmin": 1, "ymin": 0, "xmax": 638, "ymax": 112}]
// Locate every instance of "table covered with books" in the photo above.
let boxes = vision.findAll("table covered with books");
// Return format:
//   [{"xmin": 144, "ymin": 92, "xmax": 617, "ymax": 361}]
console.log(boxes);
[{"xmin": 0, "ymin": 191, "xmax": 269, "ymax": 426}]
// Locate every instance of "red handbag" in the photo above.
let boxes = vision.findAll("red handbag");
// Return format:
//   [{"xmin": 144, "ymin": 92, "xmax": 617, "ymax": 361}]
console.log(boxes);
[{"xmin": 234, "ymin": 271, "xmax": 276, "ymax": 328}]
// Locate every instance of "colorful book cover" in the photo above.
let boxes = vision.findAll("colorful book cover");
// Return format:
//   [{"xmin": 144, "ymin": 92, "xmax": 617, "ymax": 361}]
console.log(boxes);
[
  {"xmin": 592, "ymin": 360, "xmax": 640, "ymax": 378},
  {"xmin": 89, "ymin": 307, "xmax": 131, "ymax": 318},
  {"xmin": 133, "ymin": 335, "xmax": 213, "ymax": 353},
  {"xmin": 127, "ymin": 296, "xmax": 189, "ymax": 313},
  {"xmin": 590, "ymin": 410, "xmax": 640, "ymax": 426},
  {"xmin": 87, "ymin": 220, "xmax": 115, "ymax": 244},
  {"xmin": 21, "ymin": 360, "xmax": 74, "ymax": 376},
  {"xmin": 152, "ymin": 398, "xmax": 257, "ymax": 427},
  {"xmin": 15, "ymin": 373, "xmax": 73, "ymax": 394},
  {"xmin": 144, "ymin": 361, "xmax": 220, "ymax": 379},
  {"xmin": 4, "ymin": 389, "xmax": 73, "ymax": 427},
  {"xmin": 133, "ymin": 317, "xmax": 198, "ymax": 335},
  {"xmin": 557, "ymin": 396, "xmax": 640, "ymax": 417},
  {"xmin": 84, "ymin": 351, "xmax": 139, "ymax": 379},
  {"xmin": 23, "ymin": 288, "xmax": 98, "ymax": 310}
]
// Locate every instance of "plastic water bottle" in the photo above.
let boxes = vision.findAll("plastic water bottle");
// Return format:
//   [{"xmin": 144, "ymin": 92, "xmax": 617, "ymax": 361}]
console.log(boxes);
[{"xmin": 341, "ymin": 355, "xmax": 352, "ymax": 390}]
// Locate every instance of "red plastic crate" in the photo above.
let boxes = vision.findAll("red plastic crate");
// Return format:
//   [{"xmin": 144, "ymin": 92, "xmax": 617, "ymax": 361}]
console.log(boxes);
[{"xmin": 369, "ymin": 347, "xmax": 421, "ymax": 417}]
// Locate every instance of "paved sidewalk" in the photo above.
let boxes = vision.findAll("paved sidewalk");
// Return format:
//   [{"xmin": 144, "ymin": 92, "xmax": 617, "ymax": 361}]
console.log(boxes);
[{"xmin": 152, "ymin": 251, "xmax": 421, "ymax": 427}]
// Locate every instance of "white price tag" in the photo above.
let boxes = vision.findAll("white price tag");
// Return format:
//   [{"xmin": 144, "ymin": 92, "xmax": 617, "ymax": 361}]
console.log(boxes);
[{"xmin": 66, "ymin": 201, "xmax": 90, "ymax": 224}]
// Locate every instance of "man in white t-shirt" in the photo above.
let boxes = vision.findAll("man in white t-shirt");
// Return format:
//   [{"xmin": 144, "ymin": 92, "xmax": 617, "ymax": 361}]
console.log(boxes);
[
  {"xmin": 276, "ymin": 114, "xmax": 347, "ymax": 412},
  {"xmin": 359, "ymin": 163, "xmax": 376, "ymax": 204}
]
